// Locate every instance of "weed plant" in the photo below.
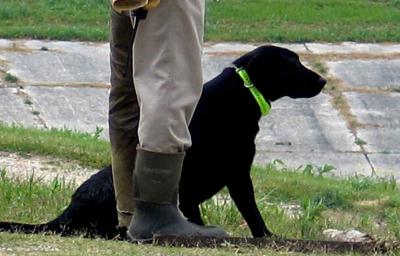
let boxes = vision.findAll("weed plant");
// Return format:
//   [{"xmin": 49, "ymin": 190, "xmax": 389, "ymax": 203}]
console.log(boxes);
[
  {"xmin": 4, "ymin": 73, "xmax": 18, "ymax": 83},
  {"xmin": 0, "ymin": 168, "xmax": 74, "ymax": 224}
]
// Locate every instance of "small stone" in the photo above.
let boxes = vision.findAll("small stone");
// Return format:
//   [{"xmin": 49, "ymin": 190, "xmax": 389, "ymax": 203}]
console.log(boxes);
[{"xmin": 323, "ymin": 229, "xmax": 374, "ymax": 243}]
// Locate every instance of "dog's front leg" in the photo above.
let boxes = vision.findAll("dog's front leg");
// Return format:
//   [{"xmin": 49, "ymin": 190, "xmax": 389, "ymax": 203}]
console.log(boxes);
[
  {"xmin": 179, "ymin": 202, "xmax": 204, "ymax": 226},
  {"xmin": 227, "ymin": 174, "xmax": 273, "ymax": 238}
]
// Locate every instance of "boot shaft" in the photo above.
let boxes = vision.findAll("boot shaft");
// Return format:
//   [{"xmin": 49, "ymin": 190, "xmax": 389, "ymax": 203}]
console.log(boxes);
[{"xmin": 134, "ymin": 149, "xmax": 184, "ymax": 205}]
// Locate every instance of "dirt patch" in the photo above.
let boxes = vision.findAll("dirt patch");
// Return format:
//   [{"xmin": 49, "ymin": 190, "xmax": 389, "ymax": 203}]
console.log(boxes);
[
  {"xmin": 0, "ymin": 151, "xmax": 97, "ymax": 186},
  {"xmin": 300, "ymin": 52, "xmax": 400, "ymax": 61},
  {"xmin": 354, "ymin": 198, "xmax": 388, "ymax": 207},
  {"xmin": 0, "ymin": 244, "xmax": 60, "ymax": 253},
  {"xmin": 153, "ymin": 235, "xmax": 396, "ymax": 254}
]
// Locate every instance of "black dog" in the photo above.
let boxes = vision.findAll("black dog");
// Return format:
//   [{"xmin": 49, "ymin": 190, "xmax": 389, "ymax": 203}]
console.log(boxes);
[{"xmin": 0, "ymin": 45, "xmax": 325, "ymax": 239}]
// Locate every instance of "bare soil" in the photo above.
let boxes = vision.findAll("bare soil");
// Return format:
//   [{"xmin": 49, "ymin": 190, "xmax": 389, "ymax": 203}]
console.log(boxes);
[
  {"xmin": 0, "ymin": 151, "xmax": 96, "ymax": 186},
  {"xmin": 153, "ymin": 235, "xmax": 397, "ymax": 254}
]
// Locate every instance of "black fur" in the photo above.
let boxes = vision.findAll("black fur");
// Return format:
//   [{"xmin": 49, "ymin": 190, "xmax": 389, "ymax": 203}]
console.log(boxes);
[{"xmin": 0, "ymin": 45, "xmax": 325, "ymax": 239}]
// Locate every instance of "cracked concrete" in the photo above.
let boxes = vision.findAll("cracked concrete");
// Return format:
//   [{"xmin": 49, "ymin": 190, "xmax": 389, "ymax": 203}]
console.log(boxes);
[
  {"xmin": 0, "ymin": 39, "xmax": 399, "ymax": 180},
  {"xmin": 327, "ymin": 59, "xmax": 400, "ymax": 89},
  {"xmin": 0, "ymin": 87, "xmax": 39, "ymax": 127}
]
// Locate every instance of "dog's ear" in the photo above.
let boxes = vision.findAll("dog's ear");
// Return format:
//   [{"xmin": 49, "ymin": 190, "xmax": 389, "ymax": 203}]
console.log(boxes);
[
  {"xmin": 233, "ymin": 48, "xmax": 260, "ymax": 69},
  {"xmin": 246, "ymin": 47, "xmax": 272, "ymax": 77},
  {"xmin": 233, "ymin": 46, "xmax": 271, "ymax": 71},
  {"xmin": 237, "ymin": 46, "xmax": 281, "ymax": 101}
]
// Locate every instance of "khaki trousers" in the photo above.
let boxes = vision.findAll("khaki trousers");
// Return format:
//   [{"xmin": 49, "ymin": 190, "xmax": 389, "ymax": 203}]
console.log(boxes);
[{"xmin": 109, "ymin": 0, "xmax": 205, "ymax": 226}]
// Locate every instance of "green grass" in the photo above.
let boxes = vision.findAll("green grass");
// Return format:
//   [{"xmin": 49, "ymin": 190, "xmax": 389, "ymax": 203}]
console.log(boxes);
[
  {"xmin": 0, "ymin": 123, "xmax": 110, "ymax": 169},
  {"xmin": 0, "ymin": 233, "xmax": 350, "ymax": 256},
  {"xmin": 1, "ymin": 0, "xmax": 400, "ymax": 42},
  {"xmin": 0, "ymin": 0, "xmax": 109, "ymax": 41},
  {"xmin": 1, "ymin": 124, "xmax": 400, "ymax": 254},
  {"xmin": 206, "ymin": 0, "xmax": 400, "ymax": 42},
  {"xmin": 199, "ymin": 164, "xmax": 400, "ymax": 240},
  {"xmin": 1, "ymin": 163, "xmax": 400, "ymax": 255},
  {"xmin": 0, "ymin": 168, "xmax": 75, "ymax": 224},
  {"xmin": 4, "ymin": 73, "xmax": 19, "ymax": 83}
]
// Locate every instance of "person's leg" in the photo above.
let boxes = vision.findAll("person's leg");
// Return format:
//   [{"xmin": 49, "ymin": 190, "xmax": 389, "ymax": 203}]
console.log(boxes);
[
  {"xmin": 127, "ymin": 0, "xmax": 227, "ymax": 240},
  {"xmin": 109, "ymin": 8, "xmax": 139, "ymax": 228},
  {"xmin": 133, "ymin": 0, "xmax": 205, "ymax": 153}
]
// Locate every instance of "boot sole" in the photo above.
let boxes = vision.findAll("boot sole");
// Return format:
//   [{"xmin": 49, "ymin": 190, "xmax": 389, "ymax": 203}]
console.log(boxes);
[{"xmin": 126, "ymin": 230, "xmax": 153, "ymax": 244}]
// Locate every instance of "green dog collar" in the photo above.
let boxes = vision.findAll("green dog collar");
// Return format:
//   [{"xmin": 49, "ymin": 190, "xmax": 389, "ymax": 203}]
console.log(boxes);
[{"xmin": 233, "ymin": 66, "xmax": 271, "ymax": 116}]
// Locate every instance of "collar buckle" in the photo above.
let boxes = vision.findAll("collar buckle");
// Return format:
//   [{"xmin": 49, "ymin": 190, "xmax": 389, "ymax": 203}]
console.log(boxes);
[
  {"xmin": 235, "ymin": 67, "xmax": 254, "ymax": 88},
  {"xmin": 232, "ymin": 64, "xmax": 271, "ymax": 116}
]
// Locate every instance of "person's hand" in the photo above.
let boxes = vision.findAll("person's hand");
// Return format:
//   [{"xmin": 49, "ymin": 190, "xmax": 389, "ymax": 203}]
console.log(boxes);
[
  {"xmin": 144, "ymin": 0, "xmax": 160, "ymax": 9},
  {"xmin": 112, "ymin": 0, "xmax": 160, "ymax": 12}
]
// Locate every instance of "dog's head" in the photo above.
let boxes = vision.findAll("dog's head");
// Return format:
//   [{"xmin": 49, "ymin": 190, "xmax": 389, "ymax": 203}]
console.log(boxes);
[{"xmin": 233, "ymin": 45, "xmax": 326, "ymax": 101}]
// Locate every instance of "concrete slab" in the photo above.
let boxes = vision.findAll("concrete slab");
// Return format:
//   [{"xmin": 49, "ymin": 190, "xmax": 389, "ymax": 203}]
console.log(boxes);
[
  {"xmin": 306, "ymin": 42, "xmax": 400, "ymax": 55},
  {"xmin": 202, "ymin": 55, "xmax": 235, "ymax": 82},
  {"xmin": 345, "ymin": 92, "xmax": 400, "ymax": 153},
  {"xmin": 256, "ymin": 93, "xmax": 358, "ymax": 153},
  {"xmin": 326, "ymin": 59, "xmax": 400, "ymax": 89},
  {"xmin": 0, "ymin": 39, "xmax": 109, "ymax": 56},
  {"xmin": 204, "ymin": 42, "xmax": 258, "ymax": 55},
  {"xmin": 3, "ymin": 39, "xmax": 400, "ymax": 56},
  {"xmin": 25, "ymin": 86, "xmax": 109, "ymax": 138},
  {"xmin": 271, "ymin": 43, "xmax": 309, "ymax": 53},
  {"xmin": 0, "ymin": 39, "xmax": 14, "ymax": 49},
  {"xmin": 368, "ymin": 153, "xmax": 400, "ymax": 180},
  {"xmin": 23, "ymin": 40, "xmax": 109, "ymax": 54},
  {"xmin": 344, "ymin": 92, "xmax": 400, "ymax": 128},
  {"xmin": 2, "ymin": 49, "xmax": 110, "ymax": 86},
  {"xmin": 204, "ymin": 42, "xmax": 307, "ymax": 55},
  {"xmin": 1, "ymin": 48, "xmax": 236, "ymax": 87},
  {"xmin": 253, "ymin": 152, "xmax": 372, "ymax": 177},
  {"xmin": 0, "ymin": 88, "xmax": 39, "ymax": 127},
  {"xmin": 357, "ymin": 129, "xmax": 400, "ymax": 154},
  {"xmin": 0, "ymin": 40, "xmax": 243, "ymax": 86},
  {"xmin": 0, "ymin": 40, "xmax": 310, "ymax": 87}
]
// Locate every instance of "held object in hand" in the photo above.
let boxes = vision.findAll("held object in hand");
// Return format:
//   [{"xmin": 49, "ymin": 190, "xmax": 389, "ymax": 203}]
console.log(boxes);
[{"xmin": 112, "ymin": 0, "xmax": 160, "ymax": 12}]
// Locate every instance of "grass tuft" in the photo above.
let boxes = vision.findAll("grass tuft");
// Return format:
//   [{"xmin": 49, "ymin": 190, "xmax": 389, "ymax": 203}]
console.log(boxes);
[
  {"xmin": 4, "ymin": 73, "xmax": 18, "ymax": 83},
  {"xmin": 0, "ymin": 168, "xmax": 74, "ymax": 224}
]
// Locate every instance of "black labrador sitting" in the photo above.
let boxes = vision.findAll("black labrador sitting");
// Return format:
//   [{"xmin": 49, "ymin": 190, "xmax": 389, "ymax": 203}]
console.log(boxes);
[{"xmin": 0, "ymin": 45, "xmax": 325, "ymax": 239}]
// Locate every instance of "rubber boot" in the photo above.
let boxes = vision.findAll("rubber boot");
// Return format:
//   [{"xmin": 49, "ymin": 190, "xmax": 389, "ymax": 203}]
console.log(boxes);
[{"xmin": 127, "ymin": 149, "xmax": 228, "ymax": 242}]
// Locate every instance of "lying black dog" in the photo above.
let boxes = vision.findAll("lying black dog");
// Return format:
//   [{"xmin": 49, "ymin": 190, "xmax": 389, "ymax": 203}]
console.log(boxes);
[{"xmin": 0, "ymin": 45, "xmax": 325, "ymax": 239}]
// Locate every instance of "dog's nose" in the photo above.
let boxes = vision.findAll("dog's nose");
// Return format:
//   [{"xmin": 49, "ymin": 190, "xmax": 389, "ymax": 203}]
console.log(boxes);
[{"xmin": 318, "ymin": 77, "xmax": 327, "ymax": 87}]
